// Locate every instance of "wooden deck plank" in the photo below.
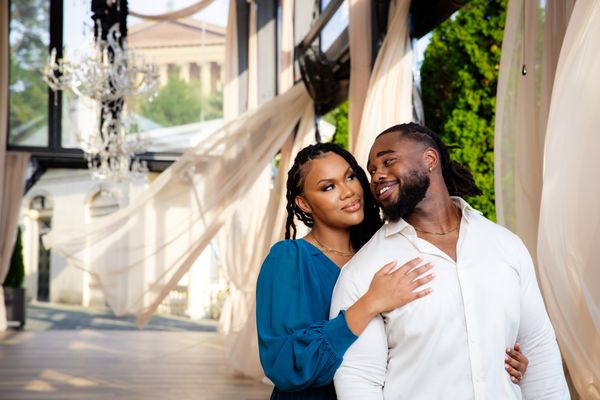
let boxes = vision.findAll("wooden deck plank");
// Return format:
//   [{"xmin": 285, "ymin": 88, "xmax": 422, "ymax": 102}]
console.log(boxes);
[{"xmin": 0, "ymin": 331, "xmax": 272, "ymax": 400}]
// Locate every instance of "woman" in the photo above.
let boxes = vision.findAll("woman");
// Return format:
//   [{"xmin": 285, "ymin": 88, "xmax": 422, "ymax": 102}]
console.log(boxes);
[{"xmin": 256, "ymin": 143, "xmax": 528, "ymax": 399}]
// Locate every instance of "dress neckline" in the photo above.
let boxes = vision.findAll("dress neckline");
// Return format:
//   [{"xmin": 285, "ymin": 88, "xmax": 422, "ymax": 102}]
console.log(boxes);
[{"xmin": 299, "ymin": 239, "xmax": 346, "ymax": 270}]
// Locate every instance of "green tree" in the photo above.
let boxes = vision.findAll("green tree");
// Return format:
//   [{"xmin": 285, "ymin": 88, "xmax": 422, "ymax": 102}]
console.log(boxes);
[
  {"xmin": 139, "ymin": 68, "xmax": 223, "ymax": 127},
  {"xmin": 324, "ymin": 100, "xmax": 349, "ymax": 150},
  {"xmin": 8, "ymin": 0, "xmax": 49, "ymax": 144},
  {"xmin": 420, "ymin": 0, "xmax": 506, "ymax": 219},
  {"xmin": 4, "ymin": 227, "xmax": 25, "ymax": 288},
  {"xmin": 140, "ymin": 68, "xmax": 203, "ymax": 127},
  {"xmin": 202, "ymin": 89, "xmax": 223, "ymax": 120}
]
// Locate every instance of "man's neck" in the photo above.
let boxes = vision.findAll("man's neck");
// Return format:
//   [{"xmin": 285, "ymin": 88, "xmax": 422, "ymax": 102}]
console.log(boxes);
[{"xmin": 405, "ymin": 190, "xmax": 458, "ymax": 233}]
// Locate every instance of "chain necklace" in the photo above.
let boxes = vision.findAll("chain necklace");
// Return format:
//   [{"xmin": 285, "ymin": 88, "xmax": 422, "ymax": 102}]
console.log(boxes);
[
  {"xmin": 310, "ymin": 235, "xmax": 355, "ymax": 257},
  {"xmin": 413, "ymin": 205, "xmax": 461, "ymax": 236}
]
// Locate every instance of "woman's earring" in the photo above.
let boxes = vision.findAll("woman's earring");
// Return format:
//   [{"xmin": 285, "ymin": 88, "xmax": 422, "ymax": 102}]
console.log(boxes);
[{"xmin": 429, "ymin": 167, "xmax": 432, "ymax": 172}]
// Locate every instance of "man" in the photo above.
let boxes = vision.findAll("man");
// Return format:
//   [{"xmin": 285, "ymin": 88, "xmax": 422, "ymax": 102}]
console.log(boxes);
[{"xmin": 330, "ymin": 123, "xmax": 569, "ymax": 399}]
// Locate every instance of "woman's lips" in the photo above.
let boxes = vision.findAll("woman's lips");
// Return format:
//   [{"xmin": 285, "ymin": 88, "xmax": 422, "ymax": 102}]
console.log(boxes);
[{"xmin": 342, "ymin": 201, "xmax": 361, "ymax": 212}]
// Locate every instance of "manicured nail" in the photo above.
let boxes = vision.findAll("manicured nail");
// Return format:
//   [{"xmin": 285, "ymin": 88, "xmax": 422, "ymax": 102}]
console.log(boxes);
[
  {"xmin": 505, "ymin": 364, "xmax": 509, "ymax": 370},
  {"xmin": 505, "ymin": 355, "xmax": 509, "ymax": 361},
  {"xmin": 506, "ymin": 347, "xmax": 511, "ymax": 353}
]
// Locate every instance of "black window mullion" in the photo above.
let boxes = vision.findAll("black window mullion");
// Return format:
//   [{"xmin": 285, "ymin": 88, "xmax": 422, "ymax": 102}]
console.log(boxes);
[{"xmin": 48, "ymin": 0, "xmax": 63, "ymax": 151}]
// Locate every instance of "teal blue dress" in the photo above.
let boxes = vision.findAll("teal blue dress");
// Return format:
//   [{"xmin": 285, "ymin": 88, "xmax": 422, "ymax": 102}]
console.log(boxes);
[{"xmin": 256, "ymin": 239, "xmax": 358, "ymax": 399}]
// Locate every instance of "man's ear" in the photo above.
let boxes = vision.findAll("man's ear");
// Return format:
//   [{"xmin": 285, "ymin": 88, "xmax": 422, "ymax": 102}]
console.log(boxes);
[
  {"xmin": 295, "ymin": 195, "xmax": 312, "ymax": 214},
  {"xmin": 424, "ymin": 147, "xmax": 440, "ymax": 171}
]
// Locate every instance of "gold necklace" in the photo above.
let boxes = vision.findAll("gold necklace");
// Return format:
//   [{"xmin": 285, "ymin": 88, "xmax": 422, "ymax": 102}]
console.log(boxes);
[
  {"xmin": 413, "ymin": 206, "xmax": 461, "ymax": 236},
  {"xmin": 310, "ymin": 235, "xmax": 354, "ymax": 257}
]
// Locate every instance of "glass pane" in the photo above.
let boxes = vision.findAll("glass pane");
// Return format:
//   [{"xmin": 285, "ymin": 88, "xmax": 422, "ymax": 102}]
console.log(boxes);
[
  {"xmin": 61, "ymin": 0, "xmax": 95, "ymax": 149},
  {"xmin": 126, "ymin": 0, "xmax": 229, "ymax": 153},
  {"xmin": 320, "ymin": 0, "xmax": 348, "ymax": 52},
  {"xmin": 8, "ymin": 0, "xmax": 50, "ymax": 147}
]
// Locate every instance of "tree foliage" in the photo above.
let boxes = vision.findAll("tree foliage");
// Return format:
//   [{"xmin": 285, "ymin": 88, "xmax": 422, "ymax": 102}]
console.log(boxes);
[
  {"xmin": 420, "ymin": 0, "xmax": 506, "ymax": 219},
  {"xmin": 325, "ymin": 100, "xmax": 349, "ymax": 150},
  {"xmin": 8, "ymin": 0, "xmax": 49, "ymax": 144},
  {"xmin": 139, "ymin": 67, "xmax": 223, "ymax": 127},
  {"xmin": 4, "ymin": 227, "xmax": 25, "ymax": 288}
]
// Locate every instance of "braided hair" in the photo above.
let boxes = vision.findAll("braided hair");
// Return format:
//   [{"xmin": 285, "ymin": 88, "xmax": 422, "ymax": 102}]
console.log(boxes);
[
  {"xmin": 377, "ymin": 122, "xmax": 482, "ymax": 197},
  {"xmin": 284, "ymin": 142, "xmax": 383, "ymax": 251}
]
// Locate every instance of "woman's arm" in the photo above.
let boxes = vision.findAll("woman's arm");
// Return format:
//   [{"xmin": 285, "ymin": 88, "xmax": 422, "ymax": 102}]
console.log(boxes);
[{"xmin": 256, "ymin": 241, "xmax": 356, "ymax": 391}]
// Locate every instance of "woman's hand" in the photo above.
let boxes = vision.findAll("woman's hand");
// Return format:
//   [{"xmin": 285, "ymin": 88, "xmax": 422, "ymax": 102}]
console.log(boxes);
[
  {"xmin": 345, "ymin": 258, "xmax": 434, "ymax": 335},
  {"xmin": 364, "ymin": 257, "xmax": 434, "ymax": 315},
  {"xmin": 505, "ymin": 343, "xmax": 528, "ymax": 383}
]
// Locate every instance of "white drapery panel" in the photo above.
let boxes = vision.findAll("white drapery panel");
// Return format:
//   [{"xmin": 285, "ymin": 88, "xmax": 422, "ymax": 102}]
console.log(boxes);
[
  {"xmin": 537, "ymin": 1, "xmax": 600, "ymax": 397},
  {"xmin": 218, "ymin": 0, "xmax": 317, "ymax": 378},
  {"xmin": 129, "ymin": 0, "xmax": 214, "ymax": 21},
  {"xmin": 217, "ymin": 0, "xmax": 264, "ymax": 378},
  {"xmin": 494, "ymin": 0, "xmax": 574, "ymax": 261},
  {"xmin": 0, "ymin": 153, "xmax": 31, "ymax": 331},
  {"xmin": 43, "ymin": 83, "xmax": 313, "ymax": 327},
  {"xmin": 348, "ymin": 0, "xmax": 372, "ymax": 153},
  {"xmin": 352, "ymin": 0, "xmax": 413, "ymax": 168}
]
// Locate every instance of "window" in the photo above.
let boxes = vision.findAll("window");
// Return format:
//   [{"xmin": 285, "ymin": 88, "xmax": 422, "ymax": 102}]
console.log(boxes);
[{"xmin": 8, "ymin": 0, "xmax": 50, "ymax": 147}]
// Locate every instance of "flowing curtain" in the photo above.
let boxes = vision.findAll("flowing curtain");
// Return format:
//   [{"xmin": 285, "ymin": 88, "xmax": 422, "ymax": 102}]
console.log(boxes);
[
  {"xmin": 43, "ymin": 83, "xmax": 313, "ymax": 327},
  {"xmin": 218, "ymin": 0, "xmax": 317, "ymax": 379},
  {"xmin": 348, "ymin": 0, "xmax": 372, "ymax": 153},
  {"xmin": 0, "ymin": 153, "xmax": 31, "ymax": 331},
  {"xmin": 494, "ymin": 0, "xmax": 574, "ymax": 261},
  {"xmin": 129, "ymin": 0, "xmax": 215, "ymax": 21},
  {"xmin": 0, "ymin": 0, "xmax": 31, "ymax": 332},
  {"xmin": 537, "ymin": 1, "xmax": 600, "ymax": 397},
  {"xmin": 352, "ymin": 0, "xmax": 413, "ymax": 168}
]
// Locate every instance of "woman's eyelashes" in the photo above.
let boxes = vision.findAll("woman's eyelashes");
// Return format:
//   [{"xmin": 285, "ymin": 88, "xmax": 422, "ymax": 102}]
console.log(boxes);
[{"xmin": 321, "ymin": 173, "xmax": 356, "ymax": 192}]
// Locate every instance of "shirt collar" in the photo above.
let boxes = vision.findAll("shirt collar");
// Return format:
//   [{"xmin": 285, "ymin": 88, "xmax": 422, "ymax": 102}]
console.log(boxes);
[{"xmin": 383, "ymin": 196, "xmax": 481, "ymax": 238}]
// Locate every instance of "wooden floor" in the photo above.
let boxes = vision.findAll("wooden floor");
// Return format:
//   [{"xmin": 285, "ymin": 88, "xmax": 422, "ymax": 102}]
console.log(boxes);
[{"xmin": 0, "ymin": 330, "xmax": 273, "ymax": 399}]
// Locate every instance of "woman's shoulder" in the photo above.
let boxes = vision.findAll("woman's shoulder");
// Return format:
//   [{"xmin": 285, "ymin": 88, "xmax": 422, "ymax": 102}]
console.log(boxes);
[
  {"xmin": 258, "ymin": 240, "xmax": 308, "ymax": 283},
  {"xmin": 262, "ymin": 240, "xmax": 306, "ymax": 269}
]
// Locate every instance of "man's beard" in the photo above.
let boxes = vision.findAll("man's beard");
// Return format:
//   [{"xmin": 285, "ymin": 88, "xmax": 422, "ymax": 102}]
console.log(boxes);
[{"xmin": 381, "ymin": 169, "xmax": 430, "ymax": 222}]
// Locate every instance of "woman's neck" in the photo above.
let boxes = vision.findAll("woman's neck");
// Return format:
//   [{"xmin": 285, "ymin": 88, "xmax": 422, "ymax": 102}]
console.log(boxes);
[{"xmin": 306, "ymin": 224, "xmax": 353, "ymax": 253}]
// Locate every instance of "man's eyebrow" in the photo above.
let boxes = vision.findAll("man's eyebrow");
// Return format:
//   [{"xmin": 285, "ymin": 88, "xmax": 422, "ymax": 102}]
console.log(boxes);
[{"xmin": 376, "ymin": 149, "xmax": 395, "ymax": 158}]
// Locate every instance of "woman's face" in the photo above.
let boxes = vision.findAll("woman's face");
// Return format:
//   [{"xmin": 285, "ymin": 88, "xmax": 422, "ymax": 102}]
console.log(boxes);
[{"xmin": 295, "ymin": 152, "xmax": 364, "ymax": 230}]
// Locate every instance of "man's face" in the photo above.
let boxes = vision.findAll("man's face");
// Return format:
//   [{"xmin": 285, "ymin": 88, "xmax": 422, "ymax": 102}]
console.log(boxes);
[{"xmin": 367, "ymin": 133, "xmax": 430, "ymax": 222}]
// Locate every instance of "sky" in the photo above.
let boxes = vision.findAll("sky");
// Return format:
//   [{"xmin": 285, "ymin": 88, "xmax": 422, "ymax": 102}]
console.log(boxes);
[
  {"xmin": 61, "ymin": 0, "xmax": 429, "ymax": 76},
  {"xmin": 62, "ymin": 0, "xmax": 229, "ymax": 59}
]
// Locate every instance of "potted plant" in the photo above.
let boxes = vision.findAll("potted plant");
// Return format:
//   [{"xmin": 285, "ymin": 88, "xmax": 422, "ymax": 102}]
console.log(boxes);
[{"xmin": 3, "ymin": 227, "xmax": 26, "ymax": 328}]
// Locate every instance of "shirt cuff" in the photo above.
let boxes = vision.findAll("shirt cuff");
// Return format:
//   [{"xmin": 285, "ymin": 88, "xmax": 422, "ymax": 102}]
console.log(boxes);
[{"xmin": 323, "ymin": 310, "xmax": 359, "ymax": 358}]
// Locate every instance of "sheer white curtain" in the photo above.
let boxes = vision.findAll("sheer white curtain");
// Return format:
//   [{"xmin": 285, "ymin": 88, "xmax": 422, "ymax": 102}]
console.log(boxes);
[
  {"xmin": 352, "ymin": 0, "xmax": 413, "ymax": 168},
  {"xmin": 494, "ymin": 0, "xmax": 574, "ymax": 261},
  {"xmin": 43, "ymin": 84, "xmax": 313, "ymax": 327},
  {"xmin": 0, "ymin": 154, "xmax": 30, "ymax": 332},
  {"xmin": 348, "ymin": 0, "xmax": 372, "ymax": 153},
  {"xmin": 218, "ymin": 0, "xmax": 317, "ymax": 378},
  {"xmin": 129, "ymin": 0, "xmax": 214, "ymax": 21},
  {"xmin": 537, "ymin": 0, "xmax": 600, "ymax": 397}
]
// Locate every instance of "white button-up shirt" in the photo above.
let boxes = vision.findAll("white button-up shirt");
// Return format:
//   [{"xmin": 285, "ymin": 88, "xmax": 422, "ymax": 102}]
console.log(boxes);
[{"xmin": 330, "ymin": 198, "xmax": 569, "ymax": 400}]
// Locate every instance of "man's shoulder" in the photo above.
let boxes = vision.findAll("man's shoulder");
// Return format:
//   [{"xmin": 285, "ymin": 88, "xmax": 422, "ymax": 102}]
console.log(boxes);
[{"xmin": 467, "ymin": 209, "xmax": 527, "ymax": 250}]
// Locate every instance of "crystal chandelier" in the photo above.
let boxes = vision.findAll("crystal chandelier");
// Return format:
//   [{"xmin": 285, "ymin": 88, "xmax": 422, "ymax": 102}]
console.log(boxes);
[{"xmin": 43, "ymin": 22, "xmax": 159, "ymax": 181}]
